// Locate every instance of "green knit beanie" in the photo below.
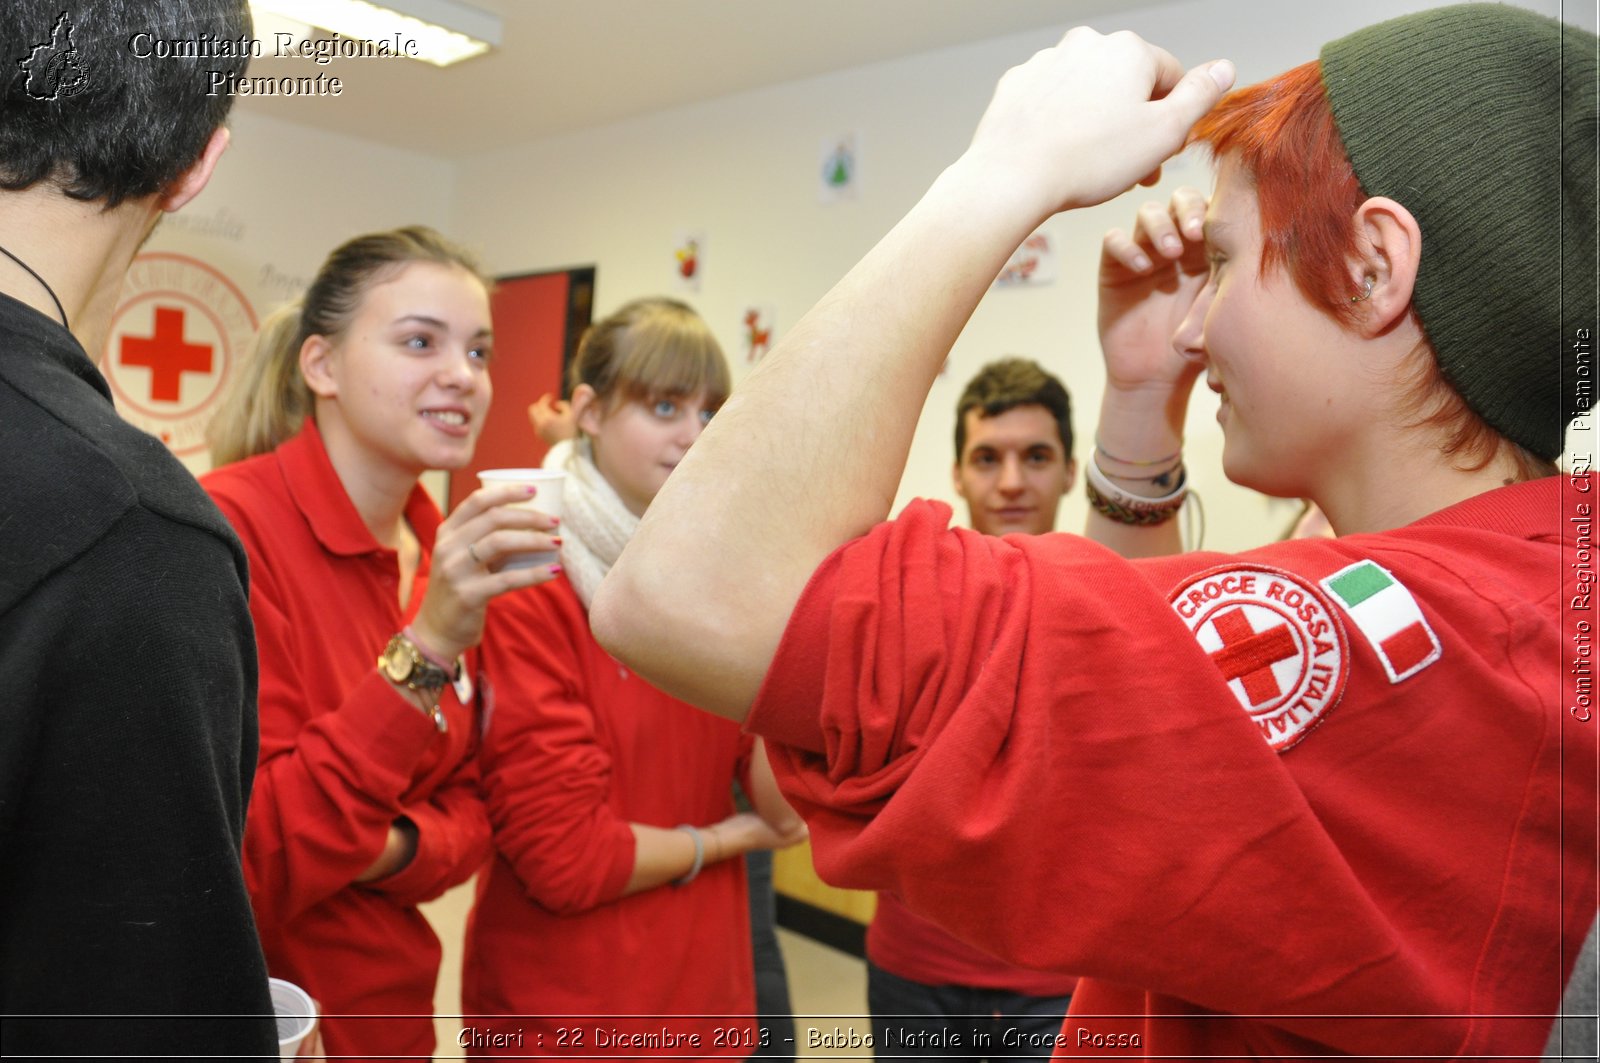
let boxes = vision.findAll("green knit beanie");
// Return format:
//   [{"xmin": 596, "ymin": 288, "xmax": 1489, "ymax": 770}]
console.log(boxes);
[{"xmin": 1319, "ymin": 3, "xmax": 1597, "ymax": 462}]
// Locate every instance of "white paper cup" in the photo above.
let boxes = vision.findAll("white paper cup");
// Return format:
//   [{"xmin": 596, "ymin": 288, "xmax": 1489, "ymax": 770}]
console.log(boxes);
[
  {"xmin": 268, "ymin": 977, "xmax": 317, "ymax": 1063},
  {"xmin": 477, "ymin": 468, "xmax": 565, "ymax": 569}
]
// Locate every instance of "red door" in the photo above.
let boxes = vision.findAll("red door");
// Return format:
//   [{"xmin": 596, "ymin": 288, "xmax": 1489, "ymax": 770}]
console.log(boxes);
[{"xmin": 448, "ymin": 267, "xmax": 593, "ymax": 510}]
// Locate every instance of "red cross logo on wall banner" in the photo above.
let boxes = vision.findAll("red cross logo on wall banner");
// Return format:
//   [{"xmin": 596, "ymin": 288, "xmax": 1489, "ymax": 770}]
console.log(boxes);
[
  {"xmin": 102, "ymin": 253, "xmax": 256, "ymax": 461},
  {"xmin": 1169, "ymin": 564, "xmax": 1350, "ymax": 753},
  {"xmin": 120, "ymin": 306, "xmax": 214, "ymax": 402}
]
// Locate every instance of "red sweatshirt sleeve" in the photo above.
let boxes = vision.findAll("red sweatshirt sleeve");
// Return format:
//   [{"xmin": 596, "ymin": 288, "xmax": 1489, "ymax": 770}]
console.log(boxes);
[
  {"xmin": 747, "ymin": 499, "xmax": 1571, "ymax": 1056},
  {"xmin": 365, "ymin": 733, "xmax": 492, "ymax": 908},
  {"xmin": 478, "ymin": 586, "xmax": 637, "ymax": 915}
]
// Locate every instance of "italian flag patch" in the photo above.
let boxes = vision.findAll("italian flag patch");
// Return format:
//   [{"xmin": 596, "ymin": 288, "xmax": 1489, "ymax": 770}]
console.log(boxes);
[{"xmin": 1320, "ymin": 561, "xmax": 1441, "ymax": 683}]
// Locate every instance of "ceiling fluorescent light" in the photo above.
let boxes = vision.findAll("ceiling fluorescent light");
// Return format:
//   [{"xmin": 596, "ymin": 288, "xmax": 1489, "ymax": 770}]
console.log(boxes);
[
  {"xmin": 249, "ymin": 8, "xmax": 311, "ymax": 49},
  {"xmin": 251, "ymin": 0, "xmax": 502, "ymax": 66}
]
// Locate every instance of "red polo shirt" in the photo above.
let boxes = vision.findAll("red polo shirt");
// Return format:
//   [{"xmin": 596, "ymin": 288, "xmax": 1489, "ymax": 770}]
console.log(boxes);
[
  {"xmin": 204, "ymin": 421, "xmax": 490, "ymax": 1061},
  {"xmin": 463, "ymin": 576, "xmax": 757, "ymax": 1059}
]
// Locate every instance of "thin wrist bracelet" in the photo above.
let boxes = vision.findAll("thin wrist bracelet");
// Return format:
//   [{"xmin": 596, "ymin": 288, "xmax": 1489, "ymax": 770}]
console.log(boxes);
[
  {"xmin": 674, "ymin": 825, "xmax": 705, "ymax": 886},
  {"xmin": 1087, "ymin": 455, "xmax": 1187, "ymax": 506},
  {"xmin": 403, "ymin": 625, "xmax": 459, "ymax": 674},
  {"xmin": 1093, "ymin": 448, "xmax": 1184, "ymax": 486},
  {"xmin": 1092, "ymin": 438, "xmax": 1182, "ymax": 468}
]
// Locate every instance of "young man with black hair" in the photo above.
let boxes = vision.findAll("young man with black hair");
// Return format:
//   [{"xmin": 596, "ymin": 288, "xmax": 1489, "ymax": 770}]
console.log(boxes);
[{"xmin": 0, "ymin": 2, "xmax": 277, "ymax": 1055}]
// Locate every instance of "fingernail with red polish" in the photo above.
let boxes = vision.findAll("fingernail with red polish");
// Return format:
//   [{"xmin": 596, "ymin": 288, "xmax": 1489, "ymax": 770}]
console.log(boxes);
[
  {"xmin": 549, "ymin": 563, "xmax": 563, "ymax": 574},
  {"xmin": 524, "ymin": 486, "xmax": 538, "ymax": 496},
  {"xmin": 551, "ymin": 537, "xmax": 563, "ymax": 546}
]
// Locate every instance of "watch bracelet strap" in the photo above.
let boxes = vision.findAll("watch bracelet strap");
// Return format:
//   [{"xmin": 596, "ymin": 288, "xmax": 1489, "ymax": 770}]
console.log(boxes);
[{"xmin": 379, "ymin": 634, "xmax": 452, "ymax": 733}]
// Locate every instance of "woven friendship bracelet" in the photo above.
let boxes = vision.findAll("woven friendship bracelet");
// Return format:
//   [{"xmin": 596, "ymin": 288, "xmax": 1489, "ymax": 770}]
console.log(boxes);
[{"xmin": 1086, "ymin": 481, "xmax": 1184, "ymax": 525}]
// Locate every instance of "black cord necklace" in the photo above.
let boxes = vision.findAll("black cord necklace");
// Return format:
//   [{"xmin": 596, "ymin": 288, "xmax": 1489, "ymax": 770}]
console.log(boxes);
[{"xmin": 0, "ymin": 242, "xmax": 68, "ymax": 330}]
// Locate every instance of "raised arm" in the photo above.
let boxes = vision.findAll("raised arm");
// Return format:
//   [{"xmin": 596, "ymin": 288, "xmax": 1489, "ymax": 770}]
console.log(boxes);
[
  {"xmin": 1087, "ymin": 186, "xmax": 1211, "ymax": 558},
  {"xmin": 592, "ymin": 29, "xmax": 1234, "ymax": 719}
]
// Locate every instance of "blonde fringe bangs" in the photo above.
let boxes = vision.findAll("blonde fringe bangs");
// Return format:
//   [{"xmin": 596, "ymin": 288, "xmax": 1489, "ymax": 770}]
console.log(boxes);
[{"xmin": 574, "ymin": 298, "xmax": 731, "ymax": 409}]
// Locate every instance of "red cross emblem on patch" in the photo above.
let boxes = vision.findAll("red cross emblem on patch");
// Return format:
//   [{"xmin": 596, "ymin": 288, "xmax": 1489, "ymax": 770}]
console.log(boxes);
[{"xmin": 1170, "ymin": 564, "xmax": 1349, "ymax": 752}]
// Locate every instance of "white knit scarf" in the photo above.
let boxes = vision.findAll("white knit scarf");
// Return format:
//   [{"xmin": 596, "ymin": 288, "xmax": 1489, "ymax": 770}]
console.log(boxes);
[{"xmin": 546, "ymin": 437, "xmax": 638, "ymax": 609}]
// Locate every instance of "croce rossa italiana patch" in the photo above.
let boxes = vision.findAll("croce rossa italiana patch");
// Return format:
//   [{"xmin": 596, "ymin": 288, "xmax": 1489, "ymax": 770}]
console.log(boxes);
[{"xmin": 1169, "ymin": 564, "xmax": 1350, "ymax": 752}]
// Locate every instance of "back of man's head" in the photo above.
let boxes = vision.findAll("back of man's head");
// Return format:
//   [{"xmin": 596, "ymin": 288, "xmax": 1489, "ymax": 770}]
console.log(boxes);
[{"xmin": 1, "ymin": 0, "xmax": 251, "ymax": 207}]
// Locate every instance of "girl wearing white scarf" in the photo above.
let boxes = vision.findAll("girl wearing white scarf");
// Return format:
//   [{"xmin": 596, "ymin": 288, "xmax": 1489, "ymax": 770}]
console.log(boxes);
[
  {"xmin": 540, "ymin": 434, "xmax": 633, "ymax": 610},
  {"xmin": 465, "ymin": 298, "xmax": 806, "ymax": 1060}
]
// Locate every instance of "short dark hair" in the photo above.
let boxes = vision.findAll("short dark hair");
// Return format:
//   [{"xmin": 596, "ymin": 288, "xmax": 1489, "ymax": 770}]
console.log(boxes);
[
  {"xmin": 954, "ymin": 357, "xmax": 1074, "ymax": 460},
  {"xmin": 0, "ymin": 0, "xmax": 251, "ymax": 207}
]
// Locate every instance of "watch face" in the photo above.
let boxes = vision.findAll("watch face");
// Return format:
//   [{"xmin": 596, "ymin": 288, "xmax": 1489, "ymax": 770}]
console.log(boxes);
[
  {"xmin": 382, "ymin": 639, "xmax": 415, "ymax": 682},
  {"xmin": 381, "ymin": 634, "xmax": 449, "ymax": 691}
]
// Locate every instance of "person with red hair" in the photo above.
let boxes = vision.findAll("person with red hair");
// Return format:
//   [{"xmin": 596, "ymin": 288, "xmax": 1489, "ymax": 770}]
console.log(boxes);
[{"xmin": 592, "ymin": 4, "xmax": 1596, "ymax": 1059}]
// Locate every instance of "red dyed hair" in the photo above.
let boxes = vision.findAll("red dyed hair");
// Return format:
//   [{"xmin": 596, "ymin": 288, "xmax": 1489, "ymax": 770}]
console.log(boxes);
[
  {"xmin": 1188, "ymin": 60, "xmax": 1552, "ymax": 480},
  {"xmin": 1188, "ymin": 60, "xmax": 1364, "ymax": 324}
]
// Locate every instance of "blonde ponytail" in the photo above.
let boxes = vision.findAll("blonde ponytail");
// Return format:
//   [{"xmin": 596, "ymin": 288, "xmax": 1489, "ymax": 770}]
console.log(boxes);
[{"xmin": 205, "ymin": 301, "xmax": 313, "ymax": 467}]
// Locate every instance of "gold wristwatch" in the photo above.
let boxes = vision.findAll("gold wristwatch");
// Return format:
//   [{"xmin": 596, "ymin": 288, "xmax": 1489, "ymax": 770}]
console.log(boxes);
[{"xmin": 378, "ymin": 633, "xmax": 451, "ymax": 732}]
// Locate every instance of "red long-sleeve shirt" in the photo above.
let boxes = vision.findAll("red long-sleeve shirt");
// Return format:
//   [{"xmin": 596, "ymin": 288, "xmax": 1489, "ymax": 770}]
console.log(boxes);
[
  {"xmin": 749, "ymin": 477, "xmax": 1596, "ymax": 1059},
  {"xmin": 870, "ymin": 891, "xmax": 1079, "ymax": 997},
  {"xmin": 464, "ymin": 576, "xmax": 757, "ymax": 1059},
  {"xmin": 204, "ymin": 421, "xmax": 490, "ymax": 1061}
]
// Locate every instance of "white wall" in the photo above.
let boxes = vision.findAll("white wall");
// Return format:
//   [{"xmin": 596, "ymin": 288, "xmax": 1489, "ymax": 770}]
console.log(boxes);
[
  {"xmin": 148, "ymin": 2, "xmax": 1590, "ymax": 532},
  {"xmin": 450, "ymin": 0, "xmax": 1590, "ymax": 552}
]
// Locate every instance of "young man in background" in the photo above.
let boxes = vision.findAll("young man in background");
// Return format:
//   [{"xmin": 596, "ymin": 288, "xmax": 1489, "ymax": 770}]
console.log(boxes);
[{"xmin": 869, "ymin": 357, "xmax": 1079, "ymax": 1061}]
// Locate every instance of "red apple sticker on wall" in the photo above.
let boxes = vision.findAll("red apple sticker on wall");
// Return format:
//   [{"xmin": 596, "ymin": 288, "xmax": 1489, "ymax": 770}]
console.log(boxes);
[{"xmin": 673, "ymin": 231, "xmax": 704, "ymax": 292}]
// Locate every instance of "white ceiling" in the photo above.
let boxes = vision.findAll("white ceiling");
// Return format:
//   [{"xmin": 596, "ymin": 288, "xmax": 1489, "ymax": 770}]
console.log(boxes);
[{"xmin": 235, "ymin": 0, "xmax": 1148, "ymax": 157}]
